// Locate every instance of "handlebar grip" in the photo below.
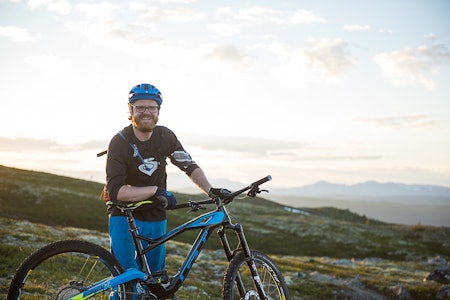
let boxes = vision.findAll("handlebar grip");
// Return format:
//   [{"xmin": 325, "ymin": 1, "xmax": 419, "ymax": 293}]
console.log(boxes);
[{"xmin": 251, "ymin": 175, "xmax": 272, "ymax": 187}]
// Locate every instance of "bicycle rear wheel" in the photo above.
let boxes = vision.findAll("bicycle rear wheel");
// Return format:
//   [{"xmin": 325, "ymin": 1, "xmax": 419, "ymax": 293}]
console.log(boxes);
[
  {"xmin": 8, "ymin": 239, "xmax": 130, "ymax": 299},
  {"xmin": 222, "ymin": 250, "xmax": 291, "ymax": 300}
]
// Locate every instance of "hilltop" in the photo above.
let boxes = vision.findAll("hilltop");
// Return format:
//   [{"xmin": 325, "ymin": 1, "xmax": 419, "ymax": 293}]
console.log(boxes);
[{"xmin": 1, "ymin": 165, "xmax": 450, "ymax": 299}]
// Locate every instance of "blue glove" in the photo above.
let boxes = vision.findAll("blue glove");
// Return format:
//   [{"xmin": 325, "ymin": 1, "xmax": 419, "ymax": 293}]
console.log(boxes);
[{"xmin": 152, "ymin": 187, "xmax": 177, "ymax": 209}]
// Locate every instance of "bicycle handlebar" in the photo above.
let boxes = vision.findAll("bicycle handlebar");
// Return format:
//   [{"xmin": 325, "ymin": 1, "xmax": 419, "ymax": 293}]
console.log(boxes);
[
  {"xmin": 228, "ymin": 175, "xmax": 272, "ymax": 198},
  {"xmin": 174, "ymin": 175, "xmax": 272, "ymax": 210}
]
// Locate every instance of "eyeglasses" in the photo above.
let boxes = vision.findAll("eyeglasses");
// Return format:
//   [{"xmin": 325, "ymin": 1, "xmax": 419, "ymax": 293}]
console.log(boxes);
[{"xmin": 131, "ymin": 105, "xmax": 159, "ymax": 113}]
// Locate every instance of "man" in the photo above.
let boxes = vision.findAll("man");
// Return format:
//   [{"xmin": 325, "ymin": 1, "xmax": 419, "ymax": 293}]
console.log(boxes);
[{"xmin": 104, "ymin": 83, "xmax": 229, "ymax": 295}]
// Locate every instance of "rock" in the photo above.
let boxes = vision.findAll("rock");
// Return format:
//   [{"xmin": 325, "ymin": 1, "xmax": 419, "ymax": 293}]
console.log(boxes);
[
  {"xmin": 331, "ymin": 259, "xmax": 354, "ymax": 266},
  {"xmin": 363, "ymin": 257, "xmax": 384, "ymax": 264},
  {"xmin": 437, "ymin": 285, "xmax": 450, "ymax": 299},
  {"xmin": 426, "ymin": 266, "xmax": 450, "ymax": 282},
  {"xmin": 295, "ymin": 272, "xmax": 307, "ymax": 279},
  {"xmin": 428, "ymin": 256, "xmax": 447, "ymax": 265},
  {"xmin": 389, "ymin": 284, "xmax": 412, "ymax": 300}
]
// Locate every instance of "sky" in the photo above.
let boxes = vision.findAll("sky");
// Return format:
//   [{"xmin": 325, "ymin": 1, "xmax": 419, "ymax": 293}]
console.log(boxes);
[{"xmin": 0, "ymin": 0, "xmax": 449, "ymax": 191}]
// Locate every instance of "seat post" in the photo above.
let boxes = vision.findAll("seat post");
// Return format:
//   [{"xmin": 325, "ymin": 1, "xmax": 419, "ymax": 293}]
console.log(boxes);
[{"xmin": 125, "ymin": 210, "xmax": 152, "ymax": 274}]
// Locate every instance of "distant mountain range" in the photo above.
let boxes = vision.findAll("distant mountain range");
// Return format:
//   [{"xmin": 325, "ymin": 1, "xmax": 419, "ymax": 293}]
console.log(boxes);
[
  {"xmin": 173, "ymin": 174, "xmax": 450, "ymax": 199},
  {"xmin": 271, "ymin": 180, "xmax": 450, "ymax": 198}
]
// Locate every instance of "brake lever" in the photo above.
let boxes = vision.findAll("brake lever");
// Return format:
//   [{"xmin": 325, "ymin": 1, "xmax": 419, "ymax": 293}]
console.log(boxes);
[
  {"xmin": 247, "ymin": 187, "xmax": 269, "ymax": 197},
  {"xmin": 188, "ymin": 201, "xmax": 206, "ymax": 212}
]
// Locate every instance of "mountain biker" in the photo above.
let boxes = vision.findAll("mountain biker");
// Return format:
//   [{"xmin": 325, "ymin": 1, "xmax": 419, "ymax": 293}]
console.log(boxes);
[{"xmin": 104, "ymin": 83, "xmax": 230, "ymax": 299}]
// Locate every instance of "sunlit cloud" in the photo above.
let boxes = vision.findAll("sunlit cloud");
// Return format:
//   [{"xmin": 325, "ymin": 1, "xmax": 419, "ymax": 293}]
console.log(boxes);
[
  {"xmin": 343, "ymin": 24, "xmax": 371, "ymax": 32},
  {"xmin": 0, "ymin": 26, "xmax": 40, "ymax": 42},
  {"xmin": 130, "ymin": 3, "xmax": 205, "ymax": 23},
  {"xmin": 373, "ymin": 43, "xmax": 450, "ymax": 89},
  {"xmin": 23, "ymin": 54, "xmax": 71, "ymax": 77},
  {"xmin": 28, "ymin": 0, "xmax": 71, "ymax": 15},
  {"xmin": 183, "ymin": 134, "xmax": 304, "ymax": 155},
  {"xmin": 151, "ymin": 0, "xmax": 198, "ymax": 3},
  {"xmin": 203, "ymin": 45, "xmax": 253, "ymax": 68},
  {"xmin": 206, "ymin": 23, "xmax": 240, "ymax": 36},
  {"xmin": 271, "ymin": 38, "xmax": 357, "ymax": 88},
  {"xmin": 0, "ymin": 136, "xmax": 105, "ymax": 153},
  {"xmin": 290, "ymin": 9, "xmax": 326, "ymax": 24},
  {"xmin": 234, "ymin": 7, "xmax": 325, "ymax": 25},
  {"xmin": 303, "ymin": 38, "xmax": 357, "ymax": 75},
  {"xmin": 350, "ymin": 114, "xmax": 436, "ymax": 129},
  {"xmin": 424, "ymin": 33, "xmax": 437, "ymax": 40},
  {"xmin": 75, "ymin": 1, "xmax": 119, "ymax": 17}
]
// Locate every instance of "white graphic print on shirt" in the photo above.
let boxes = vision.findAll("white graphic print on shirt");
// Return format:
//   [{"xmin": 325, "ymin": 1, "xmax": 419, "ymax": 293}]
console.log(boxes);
[{"xmin": 138, "ymin": 157, "xmax": 158, "ymax": 176}]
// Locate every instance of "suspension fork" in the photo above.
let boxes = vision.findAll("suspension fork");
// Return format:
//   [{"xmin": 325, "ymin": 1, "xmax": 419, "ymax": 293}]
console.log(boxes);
[{"xmin": 218, "ymin": 223, "xmax": 268, "ymax": 299}]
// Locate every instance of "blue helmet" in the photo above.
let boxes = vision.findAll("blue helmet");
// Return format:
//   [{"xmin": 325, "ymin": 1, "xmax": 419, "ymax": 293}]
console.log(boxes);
[{"xmin": 128, "ymin": 83, "xmax": 163, "ymax": 105}]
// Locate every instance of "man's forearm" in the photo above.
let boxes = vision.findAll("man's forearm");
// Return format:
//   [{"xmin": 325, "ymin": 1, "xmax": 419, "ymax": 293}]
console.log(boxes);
[
  {"xmin": 117, "ymin": 185, "xmax": 158, "ymax": 202},
  {"xmin": 189, "ymin": 168, "xmax": 213, "ymax": 194}
]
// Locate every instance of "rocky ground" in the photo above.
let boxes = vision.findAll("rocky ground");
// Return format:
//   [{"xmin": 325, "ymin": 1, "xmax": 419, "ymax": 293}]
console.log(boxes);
[{"xmin": 1, "ymin": 217, "xmax": 449, "ymax": 299}]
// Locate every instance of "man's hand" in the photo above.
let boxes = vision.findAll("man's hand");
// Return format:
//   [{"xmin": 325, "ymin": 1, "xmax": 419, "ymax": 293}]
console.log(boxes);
[
  {"xmin": 208, "ymin": 187, "xmax": 233, "ymax": 203},
  {"xmin": 152, "ymin": 187, "xmax": 177, "ymax": 209}
]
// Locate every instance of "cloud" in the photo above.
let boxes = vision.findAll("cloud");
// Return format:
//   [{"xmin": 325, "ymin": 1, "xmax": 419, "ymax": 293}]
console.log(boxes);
[
  {"xmin": 206, "ymin": 23, "xmax": 240, "ymax": 36},
  {"xmin": 203, "ymin": 45, "xmax": 252, "ymax": 68},
  {"xmin": 290, "ymin": 9, "xmax": 326, "ymax": 24},
  {"xmin": 0, "ymin": 26, "xmax": 40, "ymax": 42},
  {"xmin": 0, "ymin": 134, "xmax": 379, "ymax": 165},
  {"xmin": 24, "ymin": 54, "xmax": 71, "ymax": 77},
  {"xmin": 234, "ymin": 7, "xmax": 325, "ymax": 25},
  {"xmin": 303, "ymin": 38, "xmax": 357, "ymax": 75},
  {"xmin": 0, "ymin": 136, "xmax": 107, "ymax": 153},
  {"xmin": 28, "ymin": 0, "xmax": 71, "ymax": 15},
  {"xmin": 130, "ymin": 3, "xmax": 205, "ymax": 23},
  {"xmin": 150, "ymin": 0, "xmax": 198, "ymax": 3},
  {"xmin": 271, "ymin": 38, "xmax": 357, "ymax": 88},
  {"xmin": 295, "ymin": 155, "xmax": 381, "ymax": 161},
  {"xmin": 66, "ymin": 4, "xmax": 204, "ymax": 62},
  {"xmin": 183, "ymin": 134, "xmax": 304, "ymax": 155},
  {"xmin": 373, "ymin": 43, "xmax": 450, "ymax": 89},
  {"xmin": 75, "ymin": 1, "xmax": 119, "ymax": 17},
  {"xmin": 351, "ymin": 114, "xmax": 435, "ymax": 129},
  {"xmin": 343, "ymin": 24, "xmax": 371, "ymax": 32}
]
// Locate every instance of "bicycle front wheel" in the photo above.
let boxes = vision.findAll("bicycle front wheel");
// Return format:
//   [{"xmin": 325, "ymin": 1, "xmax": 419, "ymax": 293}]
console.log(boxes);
[
  {"xmin": 8, "ymin": 239, "xmax": 130, "ymax": 299},
  {"xmin": 222, "ymin": 250, "xmax": 291, "ymax": 300}
]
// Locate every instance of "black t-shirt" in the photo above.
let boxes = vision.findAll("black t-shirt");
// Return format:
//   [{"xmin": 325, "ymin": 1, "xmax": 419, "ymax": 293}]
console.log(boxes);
[{"xmin": 105, "ymin": 124, "xmax": 199, "ymax": 221}]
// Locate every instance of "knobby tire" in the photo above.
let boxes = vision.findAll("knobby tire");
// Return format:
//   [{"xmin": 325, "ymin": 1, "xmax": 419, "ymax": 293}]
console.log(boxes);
[
  {"xmin": 8, "ymin": 239, "xmax": 130, "ymax": 300},
  {"xmin": 222, "ymin": 250, "xmax": 291, "ymax": 300}
]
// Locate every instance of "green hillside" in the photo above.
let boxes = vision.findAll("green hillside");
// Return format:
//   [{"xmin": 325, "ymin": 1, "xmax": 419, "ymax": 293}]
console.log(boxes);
[{"xmin": 1, "ymin": 165, "xmax": 449, "ymax": 259}]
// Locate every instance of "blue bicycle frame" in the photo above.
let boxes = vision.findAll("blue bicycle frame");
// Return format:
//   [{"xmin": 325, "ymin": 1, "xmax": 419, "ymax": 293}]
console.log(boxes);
[{"xmin": 70, "ymin": 208, "xmax": 228, "ymax": 299}]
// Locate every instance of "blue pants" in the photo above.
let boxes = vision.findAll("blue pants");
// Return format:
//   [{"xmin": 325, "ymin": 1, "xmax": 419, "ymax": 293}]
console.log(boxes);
[
  {"xmin": 108, "ymin": 216, "xmax": 167, "ymax": 299},
  {"xmin": 109, "ymin": 216, "xmax": 167, "ymax": 272}
]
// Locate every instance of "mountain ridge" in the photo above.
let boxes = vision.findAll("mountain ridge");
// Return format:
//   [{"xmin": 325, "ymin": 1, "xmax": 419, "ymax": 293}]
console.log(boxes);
[
  {"xmin": 266, "ymin": 180, "xmax": 450, "ymax": 198},
  {"xmin": 174, "ymin": 176, "xmax": 450, "ymax": 199}
]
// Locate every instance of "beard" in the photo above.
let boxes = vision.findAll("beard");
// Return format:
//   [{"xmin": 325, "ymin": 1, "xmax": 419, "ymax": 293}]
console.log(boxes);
[{"xmin": 132, "ymin": 114, "xmax": 158, "ymax": 133}]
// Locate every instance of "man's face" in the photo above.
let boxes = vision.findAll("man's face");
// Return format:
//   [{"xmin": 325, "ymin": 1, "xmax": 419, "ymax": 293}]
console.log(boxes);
[{"xmin": 130, "ymin": 99, "xmax": 160, "ymax": 132}]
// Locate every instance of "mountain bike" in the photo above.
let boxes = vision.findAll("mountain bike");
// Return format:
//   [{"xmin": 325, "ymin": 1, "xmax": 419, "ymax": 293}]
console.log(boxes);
[{"xmin": 8, "ymin": 175, "xmax": 291, "ymax": 299}]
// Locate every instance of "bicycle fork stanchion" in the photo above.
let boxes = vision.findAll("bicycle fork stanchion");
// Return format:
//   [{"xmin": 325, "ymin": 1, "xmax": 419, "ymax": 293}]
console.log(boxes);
[
  {"xmin": 220, "ymin": 223, "xmax": 269, "ymax": 300},
  {"xmin": 218, "ymin": 226, "xmax": 247, "ymax": 297},
  {"xmin": 237, "ymin": 224, "xmax": 269, "ymax": 300}
]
